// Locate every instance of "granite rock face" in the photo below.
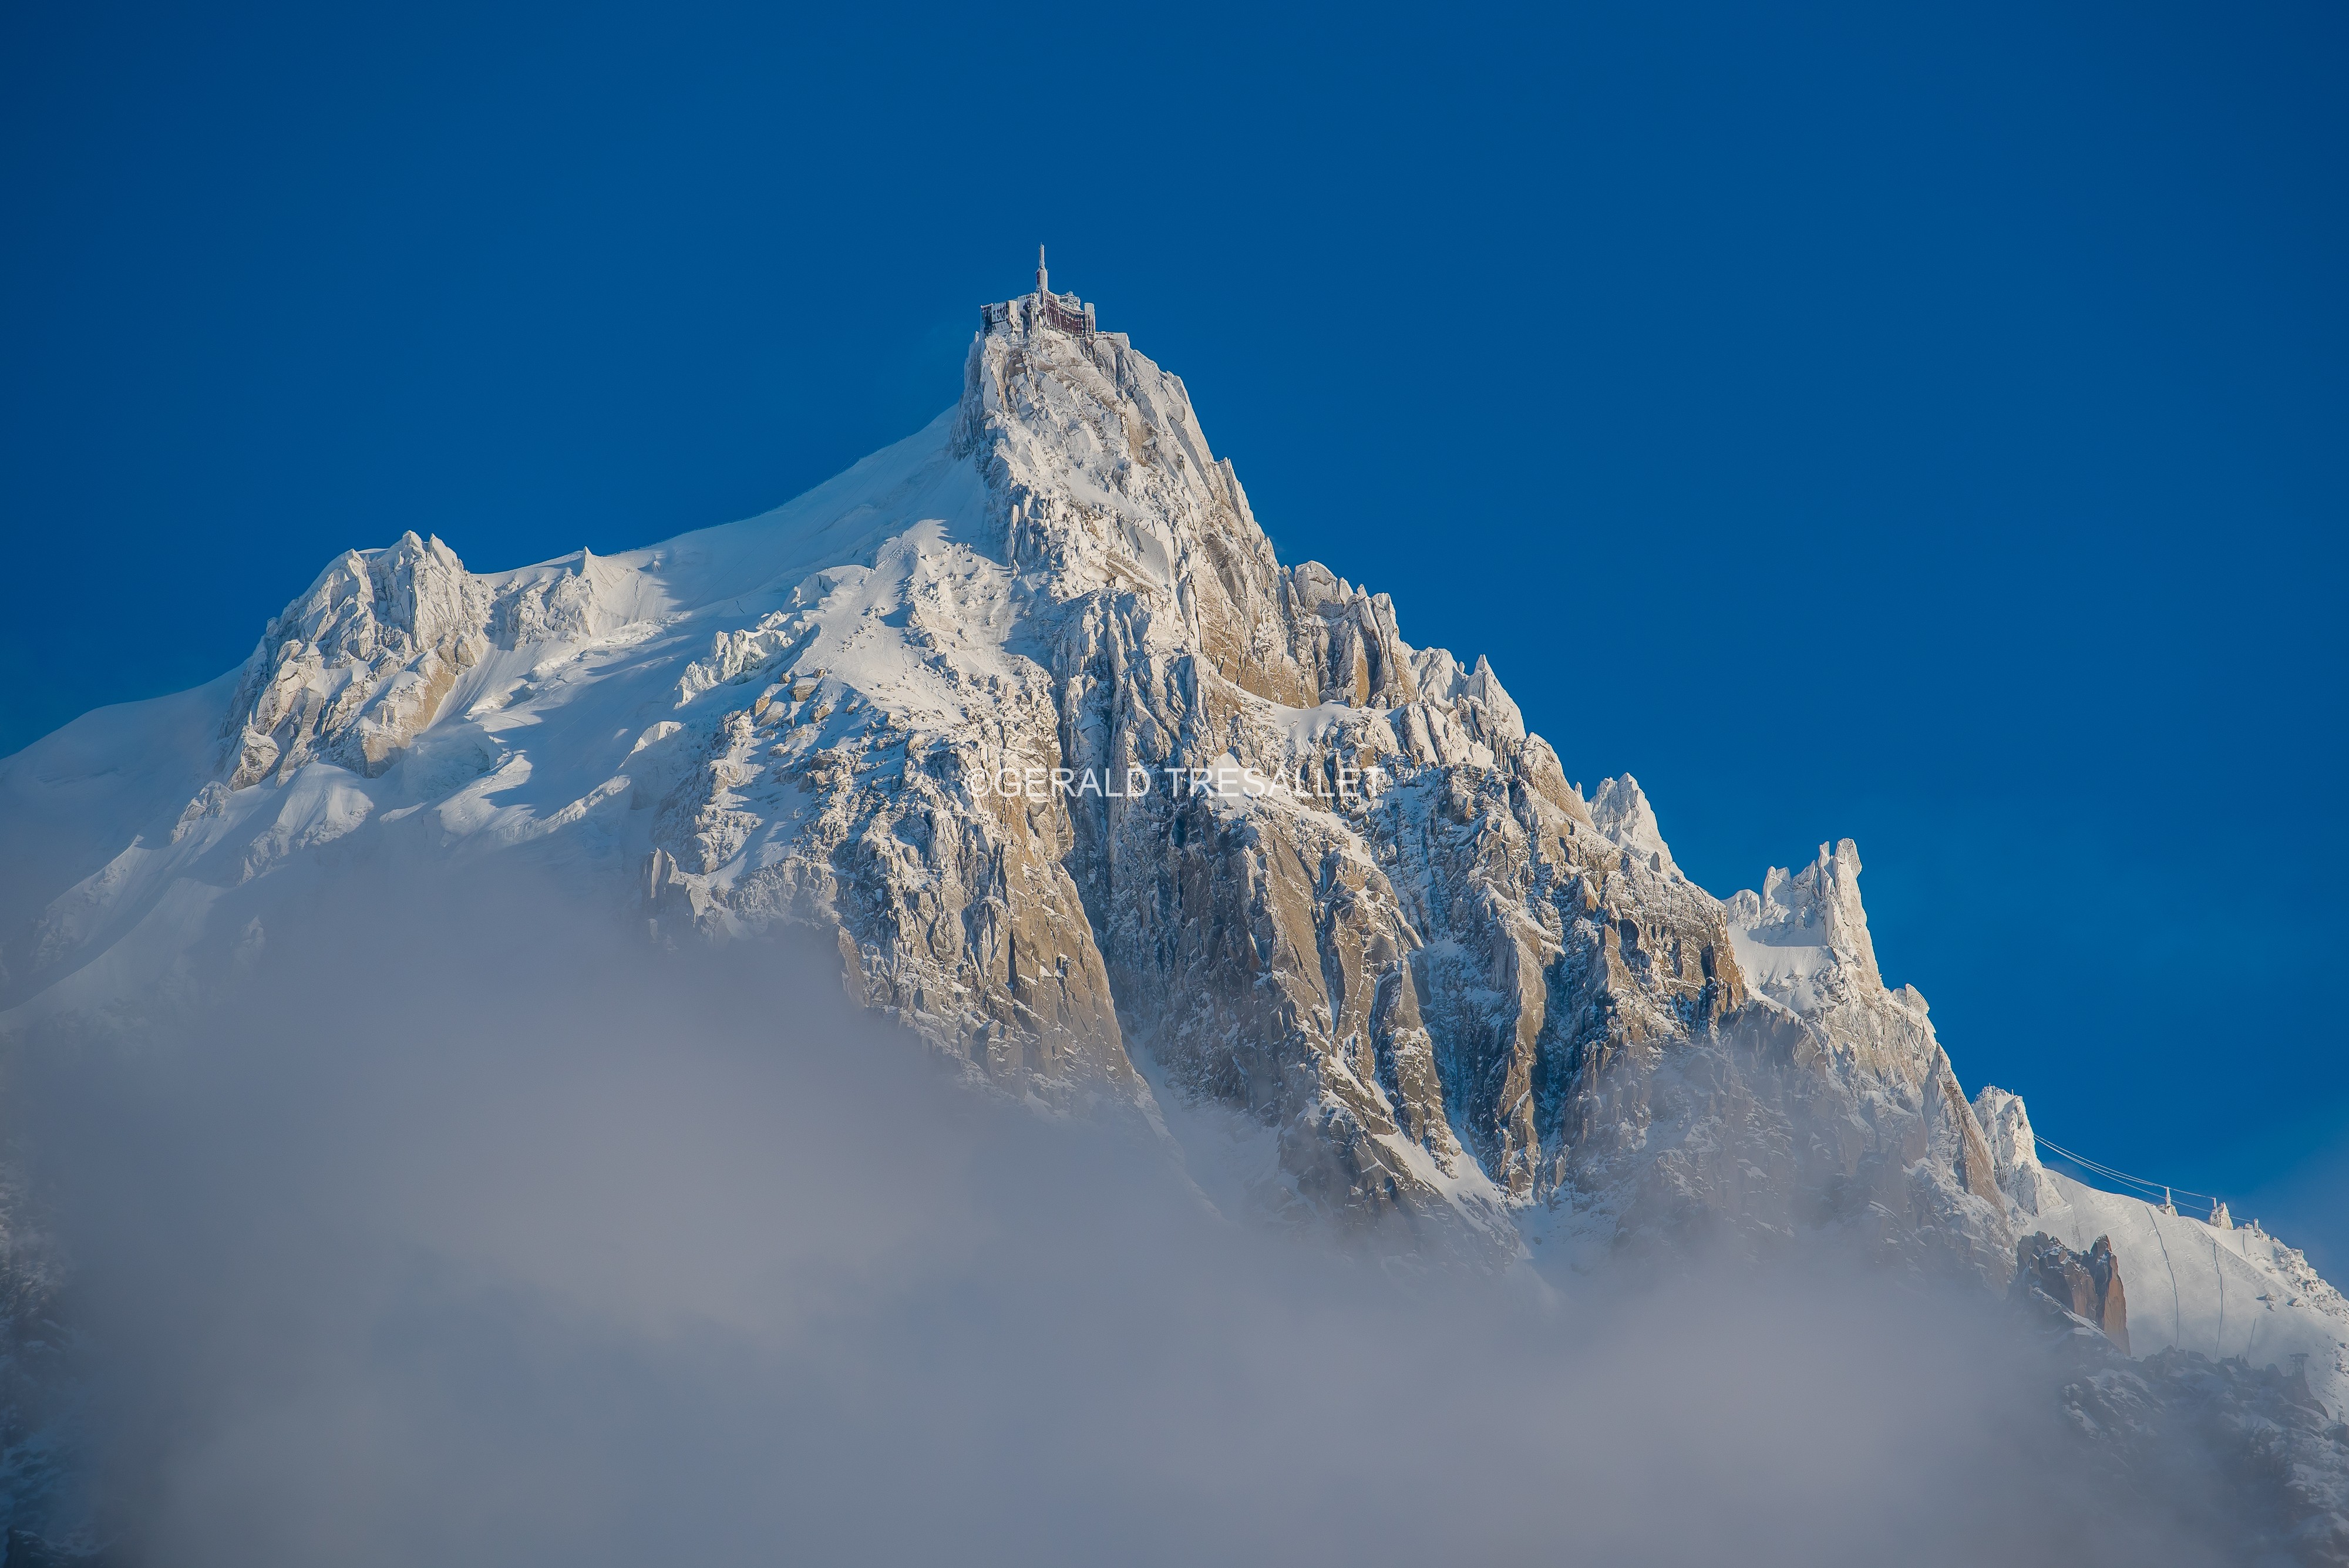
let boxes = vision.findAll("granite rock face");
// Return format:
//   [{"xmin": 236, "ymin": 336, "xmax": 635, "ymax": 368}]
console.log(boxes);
[
  {"xmin": 1974, "ymin": 1085, "xmax": 2068, "ymax": 1215},
  {"xmin": 2018, "ymin": 1231, "xmax": 2132, "ymax": 1354},
  {"xmin": 218, "ymin": 532, "xmax": 490, "ymax": 789}
]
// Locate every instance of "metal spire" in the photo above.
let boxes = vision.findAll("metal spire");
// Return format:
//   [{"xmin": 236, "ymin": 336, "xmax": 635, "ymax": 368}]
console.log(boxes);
[{"xmin": 1036, "ymin": 244, "xmax": 1048, "ymax": 298}]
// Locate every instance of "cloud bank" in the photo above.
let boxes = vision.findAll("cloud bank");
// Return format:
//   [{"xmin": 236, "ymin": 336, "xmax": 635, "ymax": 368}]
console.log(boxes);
[{"xmin": 2, "ymin": 864, "xmax": 2247, "ymax": 1566}]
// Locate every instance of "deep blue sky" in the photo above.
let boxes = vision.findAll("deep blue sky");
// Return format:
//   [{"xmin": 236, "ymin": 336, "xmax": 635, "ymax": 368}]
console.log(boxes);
[{"xmin": 4, "ymin": 4, "xmax": 2343, "ymax": 1260}]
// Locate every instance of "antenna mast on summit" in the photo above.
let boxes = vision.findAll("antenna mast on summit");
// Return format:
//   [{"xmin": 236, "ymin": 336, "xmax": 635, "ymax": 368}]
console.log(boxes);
[{"xmin": 985, "ymin": 244, "xmax": 1093, "ymax": 344}]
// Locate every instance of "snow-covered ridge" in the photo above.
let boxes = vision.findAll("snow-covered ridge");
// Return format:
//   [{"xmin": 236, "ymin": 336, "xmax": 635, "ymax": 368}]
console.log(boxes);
[
  {"xmin": 1973, "ymin": 1086, "xmax": 2347, "ymax": 1419},
  {"xmin": 2, "ymin": 273, "xmax": 2340, "ymax": 1358}
]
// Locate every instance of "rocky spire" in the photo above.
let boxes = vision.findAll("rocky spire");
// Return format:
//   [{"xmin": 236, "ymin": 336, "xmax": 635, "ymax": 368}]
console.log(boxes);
[
  {"xmin": 2015, "ymin": 1231, "xmax": 2131, "ymax": 1353},
  {"xmin": 1970, "ymin": 1086, "xmax": 2066, "ymax": 1216}
]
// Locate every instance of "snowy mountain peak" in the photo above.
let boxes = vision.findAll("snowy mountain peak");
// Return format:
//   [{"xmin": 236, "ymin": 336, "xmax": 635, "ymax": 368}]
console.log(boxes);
[
  {"xmin": 220, "ymin": 529, "xmax": 490, "ymax": 789},
  {"xmin": 1586, "ymin": 774, "xmax": 1678, "ymax": 877},
  {"xmin": 1725, "ymin": 838, "xmax": 1883, "ymax": 1005},
  {"xmin": 7, "ymin": 268, "xmax": 2348, "ymax": 1563},
  {"xmin": 5, "ymin": 278, "xmax": 2342, "ymax": 1357},
  {"xmin": 956, "ymin": 291, "xmax": 1344, "ymax": 706}
]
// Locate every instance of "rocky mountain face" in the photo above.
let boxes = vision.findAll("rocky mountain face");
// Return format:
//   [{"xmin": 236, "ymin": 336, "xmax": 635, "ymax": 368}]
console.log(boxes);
[
  {"xmin": 2020, "ymin": 1230, "xmax": 2132, "ymax": 1354},
  {"xmin": 0, "ymin": 277, "xmax": 2333, "ymax": 1313}
]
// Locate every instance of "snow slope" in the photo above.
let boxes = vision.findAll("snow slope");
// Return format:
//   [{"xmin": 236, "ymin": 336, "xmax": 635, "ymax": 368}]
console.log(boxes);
[{"xmin": 1977, "ymin": 1085, "xmax": 2348, "ymax": 1420}]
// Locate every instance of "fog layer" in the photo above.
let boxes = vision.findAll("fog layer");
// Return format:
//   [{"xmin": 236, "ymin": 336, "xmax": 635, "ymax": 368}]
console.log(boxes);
[{"xmin": 5, "ymin": 866, "xmax": 2232, "ymax": 1566}]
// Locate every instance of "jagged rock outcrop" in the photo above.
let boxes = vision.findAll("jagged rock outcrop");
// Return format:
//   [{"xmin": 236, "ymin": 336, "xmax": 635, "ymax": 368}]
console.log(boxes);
[
  {"xmin": 2018, "ymin": 1230, "xmax": 2132, "ymax": 1353},
  {"xmin": 1974, "ymin": 1085, "xmax": 2067, "ymax": 1214},
  {"xmin": 218, "ymin": 533, "xmax": 491, "ymax": 789}
]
